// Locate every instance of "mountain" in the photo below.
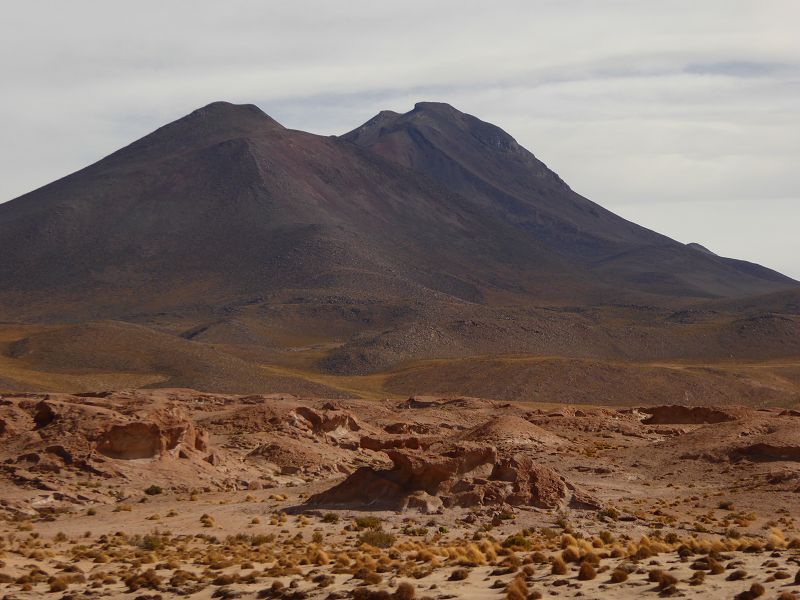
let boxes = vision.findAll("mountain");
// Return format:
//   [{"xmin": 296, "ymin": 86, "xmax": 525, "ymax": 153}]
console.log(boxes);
[
  {"xmin": 0, "ymin": 100, "xmax": 797, "ymax": 392},
  {"xmin": 0, "ymin": 102, "xmax": 617, "ymax": 321}
]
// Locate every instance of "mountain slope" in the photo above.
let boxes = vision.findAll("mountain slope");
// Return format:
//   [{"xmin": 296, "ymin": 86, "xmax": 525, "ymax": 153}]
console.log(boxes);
[{"xmin": 343, "ymin": 102, "xmax": 795, "ymax": 298}]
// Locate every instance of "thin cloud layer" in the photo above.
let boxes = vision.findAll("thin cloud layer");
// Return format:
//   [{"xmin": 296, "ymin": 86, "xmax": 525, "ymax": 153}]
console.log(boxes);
[{"xmin": 1, "ymin": 0, "xmax": 798, "ymax": 277}]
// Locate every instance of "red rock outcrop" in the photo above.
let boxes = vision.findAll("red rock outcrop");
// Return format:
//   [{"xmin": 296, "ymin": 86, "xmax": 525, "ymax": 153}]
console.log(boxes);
[
  {"xmin": 641, "ymin": 405, "xmax": 737, "ymax": 425},
  {"xmin": 733, "ymin": 443, "xmax": 800, "ymax": 461},
  {"xmin": 306, "ymin": 442, "xmax": 597, "ymax": 512},
  {"xmin": 94, "ymin": 405, "xmax": 206, "ymax": 460},
  {"xmin": 96, "ymin": 423, "xmax": 164, "ymax": 459},
  {"xmin": 293, "ymin": 406, "xmax": 361, "ymax": 434}
]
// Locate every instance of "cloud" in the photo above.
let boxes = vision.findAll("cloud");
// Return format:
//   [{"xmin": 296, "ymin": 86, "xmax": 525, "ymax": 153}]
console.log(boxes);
[
  {"xmin": 1, "ymin": 0, "xmax": 798, "ymax": 277},
  {"xmin": 684, "ymin": 61, "xmax": 794, "ymax": 77}
]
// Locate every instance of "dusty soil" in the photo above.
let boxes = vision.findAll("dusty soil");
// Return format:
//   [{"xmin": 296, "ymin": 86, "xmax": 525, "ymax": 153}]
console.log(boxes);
[{"xmin": 1, "ymin": 389, "xmax": 799, "ymax": 599}]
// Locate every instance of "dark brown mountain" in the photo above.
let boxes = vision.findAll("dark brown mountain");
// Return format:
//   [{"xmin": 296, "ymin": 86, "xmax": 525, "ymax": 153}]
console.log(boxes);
[
  {"xmin": 0, "ymin": 101, "xmax": 797, "ymax": 392},
  {"xmin": 0, "ymin": 102, "xmax": 616, "ymax": 321}
]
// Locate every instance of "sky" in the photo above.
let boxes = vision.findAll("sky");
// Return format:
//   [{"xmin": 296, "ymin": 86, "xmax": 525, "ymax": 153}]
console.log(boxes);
[{"xmin": 1, "ymin": 1, "xmax": 798, "ymax": 279}]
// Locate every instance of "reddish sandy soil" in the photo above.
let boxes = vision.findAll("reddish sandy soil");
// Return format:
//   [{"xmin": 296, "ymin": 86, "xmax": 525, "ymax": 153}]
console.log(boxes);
[{"xmin": 1, "ymin": 389, "xmax": 799, "ymax": 599}]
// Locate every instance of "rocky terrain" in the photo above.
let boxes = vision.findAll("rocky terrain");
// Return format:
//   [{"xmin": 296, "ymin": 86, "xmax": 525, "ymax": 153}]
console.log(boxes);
[{"xmin": 1, "ymin": 388, "xmax": 799, "ymax": 599}]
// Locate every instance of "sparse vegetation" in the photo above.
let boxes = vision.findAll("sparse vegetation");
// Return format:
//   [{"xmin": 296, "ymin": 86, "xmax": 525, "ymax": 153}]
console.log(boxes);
[{"xmin": 359, "ymin": 529, "xmax": 396, "ymax": 549}]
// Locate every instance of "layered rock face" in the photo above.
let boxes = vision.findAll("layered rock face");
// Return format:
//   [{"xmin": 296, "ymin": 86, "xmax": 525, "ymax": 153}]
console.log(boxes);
[
  {"xmin": 95, "ymin": 412, "xmax": 208, "ymax": 460},
  {"xmin": 641, "ymin": 405, "xmax": 738, "ymax": 425},
  {"xmin": 34, "ymin": 398, "xmax": 208, "ymax": 461},
  {"xmin": 0, "ymin": 392, "xmax": 222, "ymax": 500}
]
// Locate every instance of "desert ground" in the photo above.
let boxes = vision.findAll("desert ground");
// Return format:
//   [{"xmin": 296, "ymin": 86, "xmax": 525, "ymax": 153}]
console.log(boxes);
[{"xmin": 1, "ymin": 388, "xmax": 799, "ymax": 599}]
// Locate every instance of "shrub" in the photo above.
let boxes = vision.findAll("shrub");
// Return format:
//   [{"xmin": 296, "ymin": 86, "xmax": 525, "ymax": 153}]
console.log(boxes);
[
  {"xmin": 609, "ymin": 569, "xmax": 628, "ymax": 583},
  {"xmin": 561, "ymin": 545, "xmax": 581, "ymax": 563},
  {"xmin": 355, "ymin": 516, "xmax": 383, "ymax": 530},
  {"xmin": 725, "ymin": 527, "xmax": 742, "ymax": 539},
  {"xmin": 49, "ymin": 577, "xmax": 69, "ymax": 592},
  {"xmin": 394, "ymin": 582, "xmax": 415, "ymax": 600},
  {"xmin": 599, "ymin": 506, "xmax": 620, "ymax": 520},
  {"xmin": 359, "ymin": 529, "xmax": 396, "ymax": 549},
  {"xmin": 650, "ymin": 570, "xmax": 678, "ymax": 589},
  {"xmin": 551, "ymin": 556, "xmax": 567, "ymax": 575},
  {"xmin": 125, "ymin": 569, "xmax": 161, "ymax": 591},
  {"xmin": 139, "ymin": 533, "xmax": 164, "ymax": 551},
  {"xmin": 353, "ymin": 567, "xmax": 382, "ymax": 585},
  {"xmin": 578, "ymin": 562, "xmax": 596, "ymax": 580},
  {"xmin": 502, "ymin": 534, "xmax": 531, "ymax": 550},
  {"xmin": 144, "ymin": 485, "xmax": 163, "ymax": 496},
  {"xmin": 506, "ymin": 574, "xmax": 527, "ymax": 600}
]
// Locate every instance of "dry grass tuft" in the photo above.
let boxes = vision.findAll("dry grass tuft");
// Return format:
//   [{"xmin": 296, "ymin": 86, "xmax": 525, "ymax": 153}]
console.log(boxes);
[
  {"xmin": 578, "ymin": 562, "xmax": 596, "ymax": 580},
  {"xmin": 505, "ymin": 574, "xmax": 527, "ymax": 600},
  {"xmin": 551, "ymin": 556, "xmax": 567, "ymax": 575},
  {"xmin": 609, "ymin": 568, "xmax": 628, "ymax": 583}
]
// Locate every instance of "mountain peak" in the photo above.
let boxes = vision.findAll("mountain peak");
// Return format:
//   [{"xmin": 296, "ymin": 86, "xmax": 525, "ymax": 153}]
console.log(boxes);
[
  {"xmin": 180, "ymin": 101, "xmax": 283, "ymax": 130},
  {"xmin": 186, "ymin": 101, "xmax": 279, "ymax": 124},
  {"xmin": 410, "ymin": 102, "xmax": 473, "ymax": 127},
  {"xmin": 412, "ymin": 101, "xmax": 461, "ymax": 114},
  {"xmin": 106, "ymin": 101, "xmax": 283, "ymax": 163}
]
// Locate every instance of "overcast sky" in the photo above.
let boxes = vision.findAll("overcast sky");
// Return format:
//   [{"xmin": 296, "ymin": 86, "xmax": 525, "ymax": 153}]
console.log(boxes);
[{"xmin": 2, "ymin": 1, "xmax": 798, "ymax": 278}]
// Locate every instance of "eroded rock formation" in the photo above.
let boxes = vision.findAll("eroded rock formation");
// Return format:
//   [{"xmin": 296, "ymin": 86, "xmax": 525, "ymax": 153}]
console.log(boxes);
[
  {"xmin": 640, "ymin": 405, "xmax": 737, "ymax": 425},
  {"xmin": 307, "ymin": 441, "xmax": 598, "ymax": 512}
]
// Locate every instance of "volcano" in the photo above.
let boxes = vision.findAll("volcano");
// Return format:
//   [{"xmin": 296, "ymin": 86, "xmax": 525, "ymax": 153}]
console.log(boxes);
[{"xmin": 0, "ymin": 101, "xmax": 797, "ymax": 391}]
